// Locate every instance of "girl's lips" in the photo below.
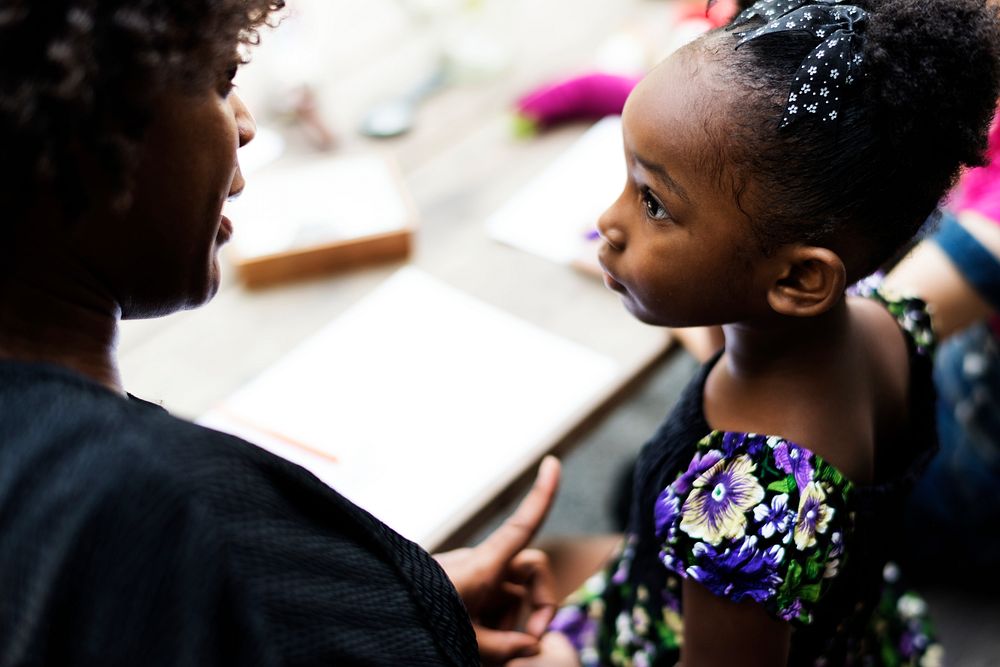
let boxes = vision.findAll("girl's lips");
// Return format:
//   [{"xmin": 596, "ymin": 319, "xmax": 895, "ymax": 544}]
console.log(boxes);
[
  {"xmin": 602, "ymin": 271, "xmax": 626, "ymax": 293},
  {"xmin": 597, "ymin": 257, "xmax": 626, "ymax": 293}
]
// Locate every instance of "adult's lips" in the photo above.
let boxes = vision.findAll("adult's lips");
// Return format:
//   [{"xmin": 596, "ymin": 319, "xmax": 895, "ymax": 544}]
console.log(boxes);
[{"xmin": 217, "ymin": 214, "xmax": 234, "ymax": 243}]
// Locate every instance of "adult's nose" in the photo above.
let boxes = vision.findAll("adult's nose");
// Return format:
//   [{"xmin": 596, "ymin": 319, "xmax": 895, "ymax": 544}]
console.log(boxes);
[{"xmin": 230, "ymin": 92, "xmax": 257, "ymax": 148}]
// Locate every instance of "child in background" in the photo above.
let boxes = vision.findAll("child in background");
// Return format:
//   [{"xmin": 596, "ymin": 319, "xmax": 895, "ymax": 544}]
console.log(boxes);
[
  {"xmin": 887, "ymin": 115, "xmax": 1000, "ymax": 584},
  {"xmin": 509, "ymin": 0, "xmax": 999, "ymax": 665}
]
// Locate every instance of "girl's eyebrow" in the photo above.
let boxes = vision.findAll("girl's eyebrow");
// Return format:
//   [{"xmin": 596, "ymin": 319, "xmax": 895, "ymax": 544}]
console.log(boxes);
[{"xmin": 633, "ymin": 152, "xmax": 691, "ymax": 203}]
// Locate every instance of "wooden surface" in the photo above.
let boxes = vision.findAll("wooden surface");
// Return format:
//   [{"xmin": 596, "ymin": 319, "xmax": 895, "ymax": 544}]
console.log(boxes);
[{"xmin": 118, "ymin": 0, "xmax": 676, "ymax": 546}]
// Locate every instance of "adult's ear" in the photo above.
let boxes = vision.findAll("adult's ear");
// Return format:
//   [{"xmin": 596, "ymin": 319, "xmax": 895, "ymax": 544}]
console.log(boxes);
[{"xmin": 767, "ymin": 246, "xmax": 846, "ymax": 317}]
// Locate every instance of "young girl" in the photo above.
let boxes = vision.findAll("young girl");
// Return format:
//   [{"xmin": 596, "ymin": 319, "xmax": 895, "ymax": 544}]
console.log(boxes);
[{"xmin": 512, "ymin": 0, "xmax": 999, "ymax": 665}]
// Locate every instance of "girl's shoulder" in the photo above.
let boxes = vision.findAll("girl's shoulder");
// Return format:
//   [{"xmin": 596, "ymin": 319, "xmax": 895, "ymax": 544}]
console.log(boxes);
[
  {"xmin": 845, "ymin": 280, "xmax": 939, "ymax": 478},
  {"xmin": 655, "ymin": 430, "xmax": 852, "ymax": 626}
]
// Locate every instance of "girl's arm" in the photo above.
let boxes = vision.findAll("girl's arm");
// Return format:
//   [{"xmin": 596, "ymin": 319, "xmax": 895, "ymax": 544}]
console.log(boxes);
[{"xmin": 682, "ymin": 579, "xmax": 791, "ymax": 667}]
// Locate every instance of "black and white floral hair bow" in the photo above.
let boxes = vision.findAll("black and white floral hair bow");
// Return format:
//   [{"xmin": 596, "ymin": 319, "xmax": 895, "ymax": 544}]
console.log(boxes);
[{"xmin": 729, "ymin": 0, "xmax": 869, "ymax": 129}]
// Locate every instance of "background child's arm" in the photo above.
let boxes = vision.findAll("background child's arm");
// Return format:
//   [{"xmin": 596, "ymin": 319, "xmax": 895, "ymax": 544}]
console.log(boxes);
[
  {"xmin": 885, "ymin": 211, "xmax": 1000, "ymax": 339},
  {"xmin": 682, "ymin": 579, "xmax": 791, "ymax": 667}
]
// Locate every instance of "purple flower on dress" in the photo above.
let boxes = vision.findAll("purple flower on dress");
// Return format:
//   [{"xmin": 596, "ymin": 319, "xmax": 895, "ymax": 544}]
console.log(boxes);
[
  {"xmin": 680, "ymin": 454, "xmax": 766, "ymax": 546},
  {"xmin": 824, "ymin": 531, "xmax": 843, "ymax": 578},
  {"xmin": 686, "ymin": 536, "xmax": 785, "ymax": 604},
  {"xmin": 654, "ymin": 486, "xmax": 681, "ymax": 542},
  {"xmin": 847, "ymin": 271, "xmax": 885, "ymax": 297},
  {"xmin": 674, "ymin": 448, "xmax": 724, "ymax": 495},
  {"xmin": 771, "ymin": 439, "xmax": 814, "ymax": 490},
  {"xmin": 721, "ymin": 432, "xmax": 768, "ymax": 458},
  {"xmin": 829, "ymin": 531, "xmax": 843, "ymax": 559},
  {"xmin": 779, "ymin": 599, "xmax": 803, "ymax": 622},
  {"xmin": 611, "ymin": 558, "xmax": 630, "ymax": 586},
  {"xmin": 752, "ymin": 493, "xmax": 794, "ymax": 540},
  {"xmin": 793, "ymin": 481, "xmax": 835, "ymax": 550},
  {"xmin": 549, "ymin": 606, "xmax": 596, "ymax": 652},
  {"xmin": 898, "ymin": 625, "xmax": 930, "ymax": 659}
]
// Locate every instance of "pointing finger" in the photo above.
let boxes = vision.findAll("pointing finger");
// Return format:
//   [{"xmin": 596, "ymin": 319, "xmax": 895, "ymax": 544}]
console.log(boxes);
[{"xmin": 479, "ymin": 456, "xmax": 561, "ymax": 566}]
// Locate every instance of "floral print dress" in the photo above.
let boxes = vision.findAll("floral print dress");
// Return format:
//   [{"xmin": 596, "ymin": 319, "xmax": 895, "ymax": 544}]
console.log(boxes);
[{"xmin": 550, "ymin": 289, "xmax": 942, "ymax": 666}]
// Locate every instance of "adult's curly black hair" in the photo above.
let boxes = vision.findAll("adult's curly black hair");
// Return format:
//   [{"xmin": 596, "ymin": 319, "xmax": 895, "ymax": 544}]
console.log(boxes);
[
  {"xmin": 699, "ymin": 0, "xmax": 1000, "ymax": 278},
  {"xmin": 0, "ymin": 0, "xmax": 284, "ymax": 219}
]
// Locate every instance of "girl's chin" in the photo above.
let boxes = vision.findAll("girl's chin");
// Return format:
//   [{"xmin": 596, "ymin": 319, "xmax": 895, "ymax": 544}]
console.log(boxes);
[{"xmin": 621, "ymin": 297, "xmax": 674, "ymax": 327}]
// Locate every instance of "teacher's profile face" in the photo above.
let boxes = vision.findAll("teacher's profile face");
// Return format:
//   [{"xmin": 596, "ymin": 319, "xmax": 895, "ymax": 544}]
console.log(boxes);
[{"xmin": 75, "ymin": 80, "xmax": 256, "ymax": 319}]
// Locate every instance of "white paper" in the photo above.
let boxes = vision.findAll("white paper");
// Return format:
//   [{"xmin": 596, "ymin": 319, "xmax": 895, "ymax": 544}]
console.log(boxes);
[
  {"xmin": 225, "ymin": 153, "xmax": 412, "ymax": 258},
  {"xmin": 199, "ymin": 267, "xmax": 620, "ymax": 547},
  {"xmin": 486, "ymin": 116, "xmax": 625, "ymax": 264}
]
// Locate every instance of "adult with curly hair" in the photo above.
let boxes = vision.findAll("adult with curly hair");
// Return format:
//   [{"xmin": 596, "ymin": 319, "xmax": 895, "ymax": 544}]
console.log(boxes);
[{"xmin": 0, "ymin": 2, "xmax": 559, "ymax": 665}]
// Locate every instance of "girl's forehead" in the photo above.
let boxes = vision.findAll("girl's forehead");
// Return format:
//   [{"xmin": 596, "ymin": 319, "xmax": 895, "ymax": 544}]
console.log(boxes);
[{"xmin": 622, "ymin": 53, "xmax": 730, "ymax": 179}]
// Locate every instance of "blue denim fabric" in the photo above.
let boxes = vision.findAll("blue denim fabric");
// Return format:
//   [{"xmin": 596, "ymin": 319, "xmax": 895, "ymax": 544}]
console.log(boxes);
[
  {"xmin": 904, "ymin": 323, "xmax": 1000, "ymax": 581},
  {"xmin": 933, "ymin": 211, "xmax": 1000, "ymax": 309}
]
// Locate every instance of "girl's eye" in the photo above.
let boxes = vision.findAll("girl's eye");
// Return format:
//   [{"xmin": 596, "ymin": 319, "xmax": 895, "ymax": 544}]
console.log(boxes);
[{"xmin": 641, "ymin": 188, "xmax": 670, "ymax": 221}]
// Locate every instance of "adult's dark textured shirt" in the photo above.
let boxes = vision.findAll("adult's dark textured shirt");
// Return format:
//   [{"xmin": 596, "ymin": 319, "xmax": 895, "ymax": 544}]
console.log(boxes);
[{"xmin": 0, "ymin": 361, "xmax": 479, "ymax": 666}]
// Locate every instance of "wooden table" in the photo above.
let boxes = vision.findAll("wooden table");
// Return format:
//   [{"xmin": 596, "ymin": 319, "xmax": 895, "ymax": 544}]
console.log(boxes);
[{"xmin": 118, "ymin": 0, "xmax": 676, "ymax": 549}]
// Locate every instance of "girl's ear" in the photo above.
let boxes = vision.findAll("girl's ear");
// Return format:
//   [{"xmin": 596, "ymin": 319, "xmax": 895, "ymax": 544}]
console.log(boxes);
[{"xmin": 767, "ymin": 246, "xmax": 846, "ymax": 317}]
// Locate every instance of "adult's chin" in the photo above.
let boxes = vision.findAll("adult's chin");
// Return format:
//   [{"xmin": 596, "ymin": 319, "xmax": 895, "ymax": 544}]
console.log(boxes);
[
  {"xmin": 121, "ymin": 258, "xmax": 221, "ymax": 319},
  {"xmin": 179, "ymin": 257, "xmax": 222, "ymax": 311}
]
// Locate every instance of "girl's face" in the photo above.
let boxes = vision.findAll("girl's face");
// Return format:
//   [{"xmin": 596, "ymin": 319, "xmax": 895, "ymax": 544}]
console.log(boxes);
[
  {"xmin": 73, "ymin": 61, "xmax": 255, "ymax": 318},
  {"xmin": 596, "ymin": 51, "xmax": 772, "ymax": 328}
]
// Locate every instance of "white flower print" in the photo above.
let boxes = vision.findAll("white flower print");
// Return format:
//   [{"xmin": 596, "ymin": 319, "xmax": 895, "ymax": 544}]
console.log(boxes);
[
  {"xmin": 830, "ymin": 68, "xmax": 840, "ymax": 79},
  {"xmin": 788, "ymin": 105, "xmax": 799, "ymax": 114},
  {"xmin": 789, "ymin": 92, "xmax": 798, "ymax": 101},
  {"xmin": 817, "ymin": 28, "xmax": 826, "ymax": 37},
  {"xmin": 829, "ymin": 110, "xmax": 838, "ymax": 120},
  {"xmin": 808, "ymin": 66, "xmax": 818, "ymax": 76},
  {"xmin": 806, "ymin": 103, "xmax": 818, "ymax": 113},
  {"xmin": 753, "ymin": 493, "xmax": 793, "ymax": 539},
  {"xmin": 801, "ymin": 83, "xmax": 811, "ymax": 93},
  {"xmin": 819, "ymin": 87, "xmax": 829, "ymax": 97},
  {"xmin": 817, "ymin": 50, "xmax": 826, "ymax": 58}
]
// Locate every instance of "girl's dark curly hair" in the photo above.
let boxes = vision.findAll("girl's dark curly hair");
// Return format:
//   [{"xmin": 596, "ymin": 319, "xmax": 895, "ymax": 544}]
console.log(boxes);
[
  {"xmin": 0, "ymin": 0, "xmax": 284, "ymax": 218},
  {"xmin": 704, "ymin": 0, "xmax": 1000, "ymax": 278}
]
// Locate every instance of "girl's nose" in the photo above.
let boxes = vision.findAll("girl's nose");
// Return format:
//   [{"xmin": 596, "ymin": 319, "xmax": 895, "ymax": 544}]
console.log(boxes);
[
  {"xmin": 597, "ymin": 205, "xmax": 626, "ymax": 251},
  {"xmin": 231, "ymin": 93, "xmax": 257, "ymax": 148}
]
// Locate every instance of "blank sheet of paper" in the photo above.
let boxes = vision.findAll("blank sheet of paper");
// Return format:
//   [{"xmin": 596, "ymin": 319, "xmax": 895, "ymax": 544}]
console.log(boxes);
[
  {"xmin": 199, "ymin": 267, "xmax": 620, "ymax": 547},
  {"xmin": 224, "ymin": 153, "xmax": 413, "ymax": 258},
  {"xmin": 486, "ymin": 116, "xmax": 625, "ymax": 264}
]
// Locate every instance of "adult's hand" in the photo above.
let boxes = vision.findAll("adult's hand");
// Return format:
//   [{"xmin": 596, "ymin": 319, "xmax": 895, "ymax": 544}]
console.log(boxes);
[{"xmin": 434, "ymin": 456, "xmax": 561, "ymax": 665}]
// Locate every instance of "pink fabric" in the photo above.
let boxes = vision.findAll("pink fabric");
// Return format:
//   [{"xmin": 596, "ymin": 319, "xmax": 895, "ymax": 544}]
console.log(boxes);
[
  {"xmin": 516, "ymin": 73, "xmax": 641, "ymax": 129},
  {"xmin": 950, "ymin": 114, "xmax": 1000, "ymax": 226}
]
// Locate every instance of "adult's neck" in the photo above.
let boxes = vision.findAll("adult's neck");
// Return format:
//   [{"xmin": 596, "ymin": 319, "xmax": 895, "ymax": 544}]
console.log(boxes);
[
  {"xmin": 721, "ymin": 297, "xmax": 850, "ymax": 381},
  {"xmin": 0, "ymin": 264, "xmax": 124, "ymax": 395}
]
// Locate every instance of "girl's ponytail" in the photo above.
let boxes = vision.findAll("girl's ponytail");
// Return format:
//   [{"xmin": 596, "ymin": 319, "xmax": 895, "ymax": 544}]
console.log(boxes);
[{"xmin": 863, "ymin": 0, "xmax": 1000, "ymax": 170}]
